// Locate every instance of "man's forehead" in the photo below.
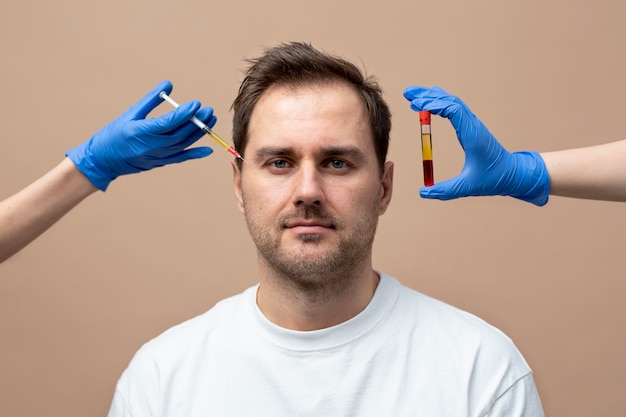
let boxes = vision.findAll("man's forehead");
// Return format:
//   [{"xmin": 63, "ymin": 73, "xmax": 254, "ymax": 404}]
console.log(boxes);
[
  {"xmin": 244, "ymin": 81, "xmax": 372, "ymax": 152},
  {"xmin": 263, "ymin": 79, "xmax": 355, "ymax": 96},
  {"xmin": 249, "ymin": 83, "xmax": 366, "ymax": 128},
  {"xmin": 254, "ymin": 81, "xmax": 361, "ymax": 111}
]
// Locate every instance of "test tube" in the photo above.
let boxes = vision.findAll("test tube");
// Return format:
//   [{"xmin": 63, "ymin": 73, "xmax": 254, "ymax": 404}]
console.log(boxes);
[{"xmin": 419, "ymin": 111, "xmax": 434, "ymax": 186}]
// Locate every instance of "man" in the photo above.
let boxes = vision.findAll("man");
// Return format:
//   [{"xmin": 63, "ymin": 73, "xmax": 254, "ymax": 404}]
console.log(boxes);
[{"xmin": 108, "ymin": 42, "xmax": 544, "ymax": 416}]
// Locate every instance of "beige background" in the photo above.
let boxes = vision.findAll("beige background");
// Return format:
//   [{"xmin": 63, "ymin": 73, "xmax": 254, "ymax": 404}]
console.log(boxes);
[{"xmin": 1, "ymin": 0, "xmax": 625, "ymax": 415}]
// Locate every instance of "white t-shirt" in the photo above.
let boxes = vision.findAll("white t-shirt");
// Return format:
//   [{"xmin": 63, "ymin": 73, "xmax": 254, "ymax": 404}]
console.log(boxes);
[{"xmin": 108, "ymin": 273, "xmax": 544, "ymax": 417}]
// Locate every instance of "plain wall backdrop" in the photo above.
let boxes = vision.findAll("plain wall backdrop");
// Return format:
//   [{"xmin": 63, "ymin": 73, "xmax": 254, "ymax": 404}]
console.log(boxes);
[{"xmin": 1, "ymin": 0, "xmax": 625, "ymax": 416}]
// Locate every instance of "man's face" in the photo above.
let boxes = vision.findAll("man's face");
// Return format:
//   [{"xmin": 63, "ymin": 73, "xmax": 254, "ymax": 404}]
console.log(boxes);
[{"xmin": 232, "ymin": 82, "xmax": 393, "ymax": 282}]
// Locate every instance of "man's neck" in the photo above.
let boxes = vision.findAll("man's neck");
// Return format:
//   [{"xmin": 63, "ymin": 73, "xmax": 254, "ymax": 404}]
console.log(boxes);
[{"xmin": 256, "ymin": 265, "xmax": 380, "ymax": 331}]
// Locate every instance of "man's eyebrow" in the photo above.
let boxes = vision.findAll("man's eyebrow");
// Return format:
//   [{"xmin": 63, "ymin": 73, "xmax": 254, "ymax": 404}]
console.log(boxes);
[
  {"xmin": 254, "ymin": 146, "xmax": 296, "ymax": 159},
  {"xmin": 321, "ymin": 145, "xmax": 366, "ymax": 159},
  {"xmin": 253, "ymin": 145, "xmax": 366, "ymax": 160}
]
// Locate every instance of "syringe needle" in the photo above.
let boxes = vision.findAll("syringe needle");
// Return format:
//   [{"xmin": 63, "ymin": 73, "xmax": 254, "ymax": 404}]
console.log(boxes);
[{"xmin": 159, "ymin": 91, "xmax": 245, "ymax": 162}]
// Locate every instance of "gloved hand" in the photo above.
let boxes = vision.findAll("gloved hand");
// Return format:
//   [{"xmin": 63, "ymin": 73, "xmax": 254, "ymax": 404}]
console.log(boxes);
[
  {"xmin": 66, "ymin": 80, "xmax": 216, "ymax": 191},
  {"xmin": 403, "ymin": 86, "xmax": 550, "ymax": 206}
]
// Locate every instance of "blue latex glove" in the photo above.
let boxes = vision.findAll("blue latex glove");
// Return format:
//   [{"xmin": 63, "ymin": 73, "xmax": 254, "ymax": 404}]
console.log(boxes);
[
  {"xmin": 66, "ymin": 80, "xmax": 216, "ymax": 191},
  {"xmin": 403, "ymin": 86, "xmax": 550, "ymax": 206}
]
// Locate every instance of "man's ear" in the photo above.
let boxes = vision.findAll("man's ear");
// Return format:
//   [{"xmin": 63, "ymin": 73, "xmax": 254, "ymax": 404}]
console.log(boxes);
[
  {"xmin": 232, "ymin": 160, "xmax": 244, "ymax": 213},
  {"xmin": 378, "ymin": 161, "xmax": 394, "ymax": 215}
]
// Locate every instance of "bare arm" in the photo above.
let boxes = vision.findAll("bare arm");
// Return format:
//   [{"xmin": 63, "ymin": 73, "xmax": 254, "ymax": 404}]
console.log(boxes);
[
  {"xmin": 541, "ymin": 139, "xmax": 626, "ymax": 202},
  {"xmin": 0, "ymin": 158, "xmax": 97, "ymax": 263}
]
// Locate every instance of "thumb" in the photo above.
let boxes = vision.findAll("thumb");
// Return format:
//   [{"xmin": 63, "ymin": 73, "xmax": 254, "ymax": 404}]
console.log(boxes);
[{"xmin": 419, "ymin": 175, "xmax": 468, "ymax": 201}]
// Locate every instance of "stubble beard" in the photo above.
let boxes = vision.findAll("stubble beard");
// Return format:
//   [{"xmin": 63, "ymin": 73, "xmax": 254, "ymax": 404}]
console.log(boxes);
[{"xmin": 244, "ymin": 199, "xmax": 380, "ymax": 300}]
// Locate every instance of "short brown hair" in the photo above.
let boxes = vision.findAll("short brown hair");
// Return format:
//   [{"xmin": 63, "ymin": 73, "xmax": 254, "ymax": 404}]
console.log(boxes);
[{"xmin": 231, "ymin": 42, "xmax": 391, "ymax": 173}]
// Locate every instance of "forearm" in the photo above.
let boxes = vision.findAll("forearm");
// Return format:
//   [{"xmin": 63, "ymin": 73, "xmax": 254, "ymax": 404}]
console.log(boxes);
[
  {"xmin": 0, "ymin": 158, "xmax": 97, "ymax": 263},
  {"xmin": 541, "ymin": 139, "xmax": 626, "ymax": 202}
]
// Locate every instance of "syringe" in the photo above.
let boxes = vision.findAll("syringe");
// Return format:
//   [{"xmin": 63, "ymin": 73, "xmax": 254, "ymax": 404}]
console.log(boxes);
[
  {"xmin": 419, "ymin": 111, "xmax": 434, "ymax": 186},
  {"xmin": 159, "ymin": 91, "xmax": 244, "ymax": 162}
]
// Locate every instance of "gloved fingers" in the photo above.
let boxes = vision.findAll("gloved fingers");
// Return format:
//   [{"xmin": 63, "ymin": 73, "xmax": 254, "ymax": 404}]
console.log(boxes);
[
  {"xmin": 403, "ymin": 86, "xmax": 471, "ymax": 121},
  {"xmin": 154, "ymin": 147, "xmax": 214, "ymax": 165},
  {"xmin": 127, "ymin": 101, "xmax": 210, "ymax": 142},
  {"xmin": 155, "ymin": 106, "xmax": 217, "ymax": 146},
  {"xmin": 403, "ymin": 85, "xmax": 449, "ymax": 103},
  {"xmin": 403, "ymin": 86, "xmax": 473, "ymax": 147},
  {"xmin": 161, "ymin": 126, "xmax": 211, "ymax": 152},
  {"xmin": 139, "ymin": 100, "xmax": 204, "ymax": 135},
  {"xmin": 193, "ymin": 106, "xmax": 217, "ymax": 128},
  {"xmin": 203, "ymin": 113, "xmax": 218, "ymax": 129},
  {"xmin": 419, "ymin": 176, "xmax": 469, "ymax": 201},
  {"xmin": 404, "ymin": 85, "xmax": 496, "ymax": 153},
  {"xmin": 121, "ymin": 80, "xmax": 174, "ymax": 122},
  {"xmin": 164, "ymin": 104, "xmax": 215, "ymax": 135},
  {"xmin": 125, "ymin": 107, "xmax": 217, "ymax": 153}
]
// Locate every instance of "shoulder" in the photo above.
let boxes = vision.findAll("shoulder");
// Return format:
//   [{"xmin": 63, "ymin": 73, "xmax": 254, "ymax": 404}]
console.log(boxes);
[
  {"xmin": 382, "ymin": 273, "xmax": 528, "ymax": 363},
  {"xmin": 381, "ymin": 274, "xmax": 538, "ymax": 410},
  {"xmin": 111, "ymin": 286, "xmax": 257, "ymax": 409},
  {"xmin": 130, "ymin": 286, "xmax": 255, "ymax": 365}
]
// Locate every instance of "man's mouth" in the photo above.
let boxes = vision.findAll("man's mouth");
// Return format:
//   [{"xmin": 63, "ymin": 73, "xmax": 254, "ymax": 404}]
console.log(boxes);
[{"xmin": 283, "ymin": 219, "xmax": 335, "ymax": 233}]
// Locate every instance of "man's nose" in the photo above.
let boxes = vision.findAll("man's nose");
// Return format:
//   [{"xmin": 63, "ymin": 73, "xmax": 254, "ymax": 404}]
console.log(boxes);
[{"xmin": 292, "ymin": 164, "xmax": 325, "ymax": 206}]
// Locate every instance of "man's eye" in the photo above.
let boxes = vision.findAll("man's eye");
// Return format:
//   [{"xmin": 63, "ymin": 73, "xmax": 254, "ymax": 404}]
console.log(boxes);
[
  {"xmin": 329, "ymin": 159, "xmax": 347, "ymax": 169},
  {"xmin": 271, "ymin": 159, "xmax": 289, "ymax": 169}
]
